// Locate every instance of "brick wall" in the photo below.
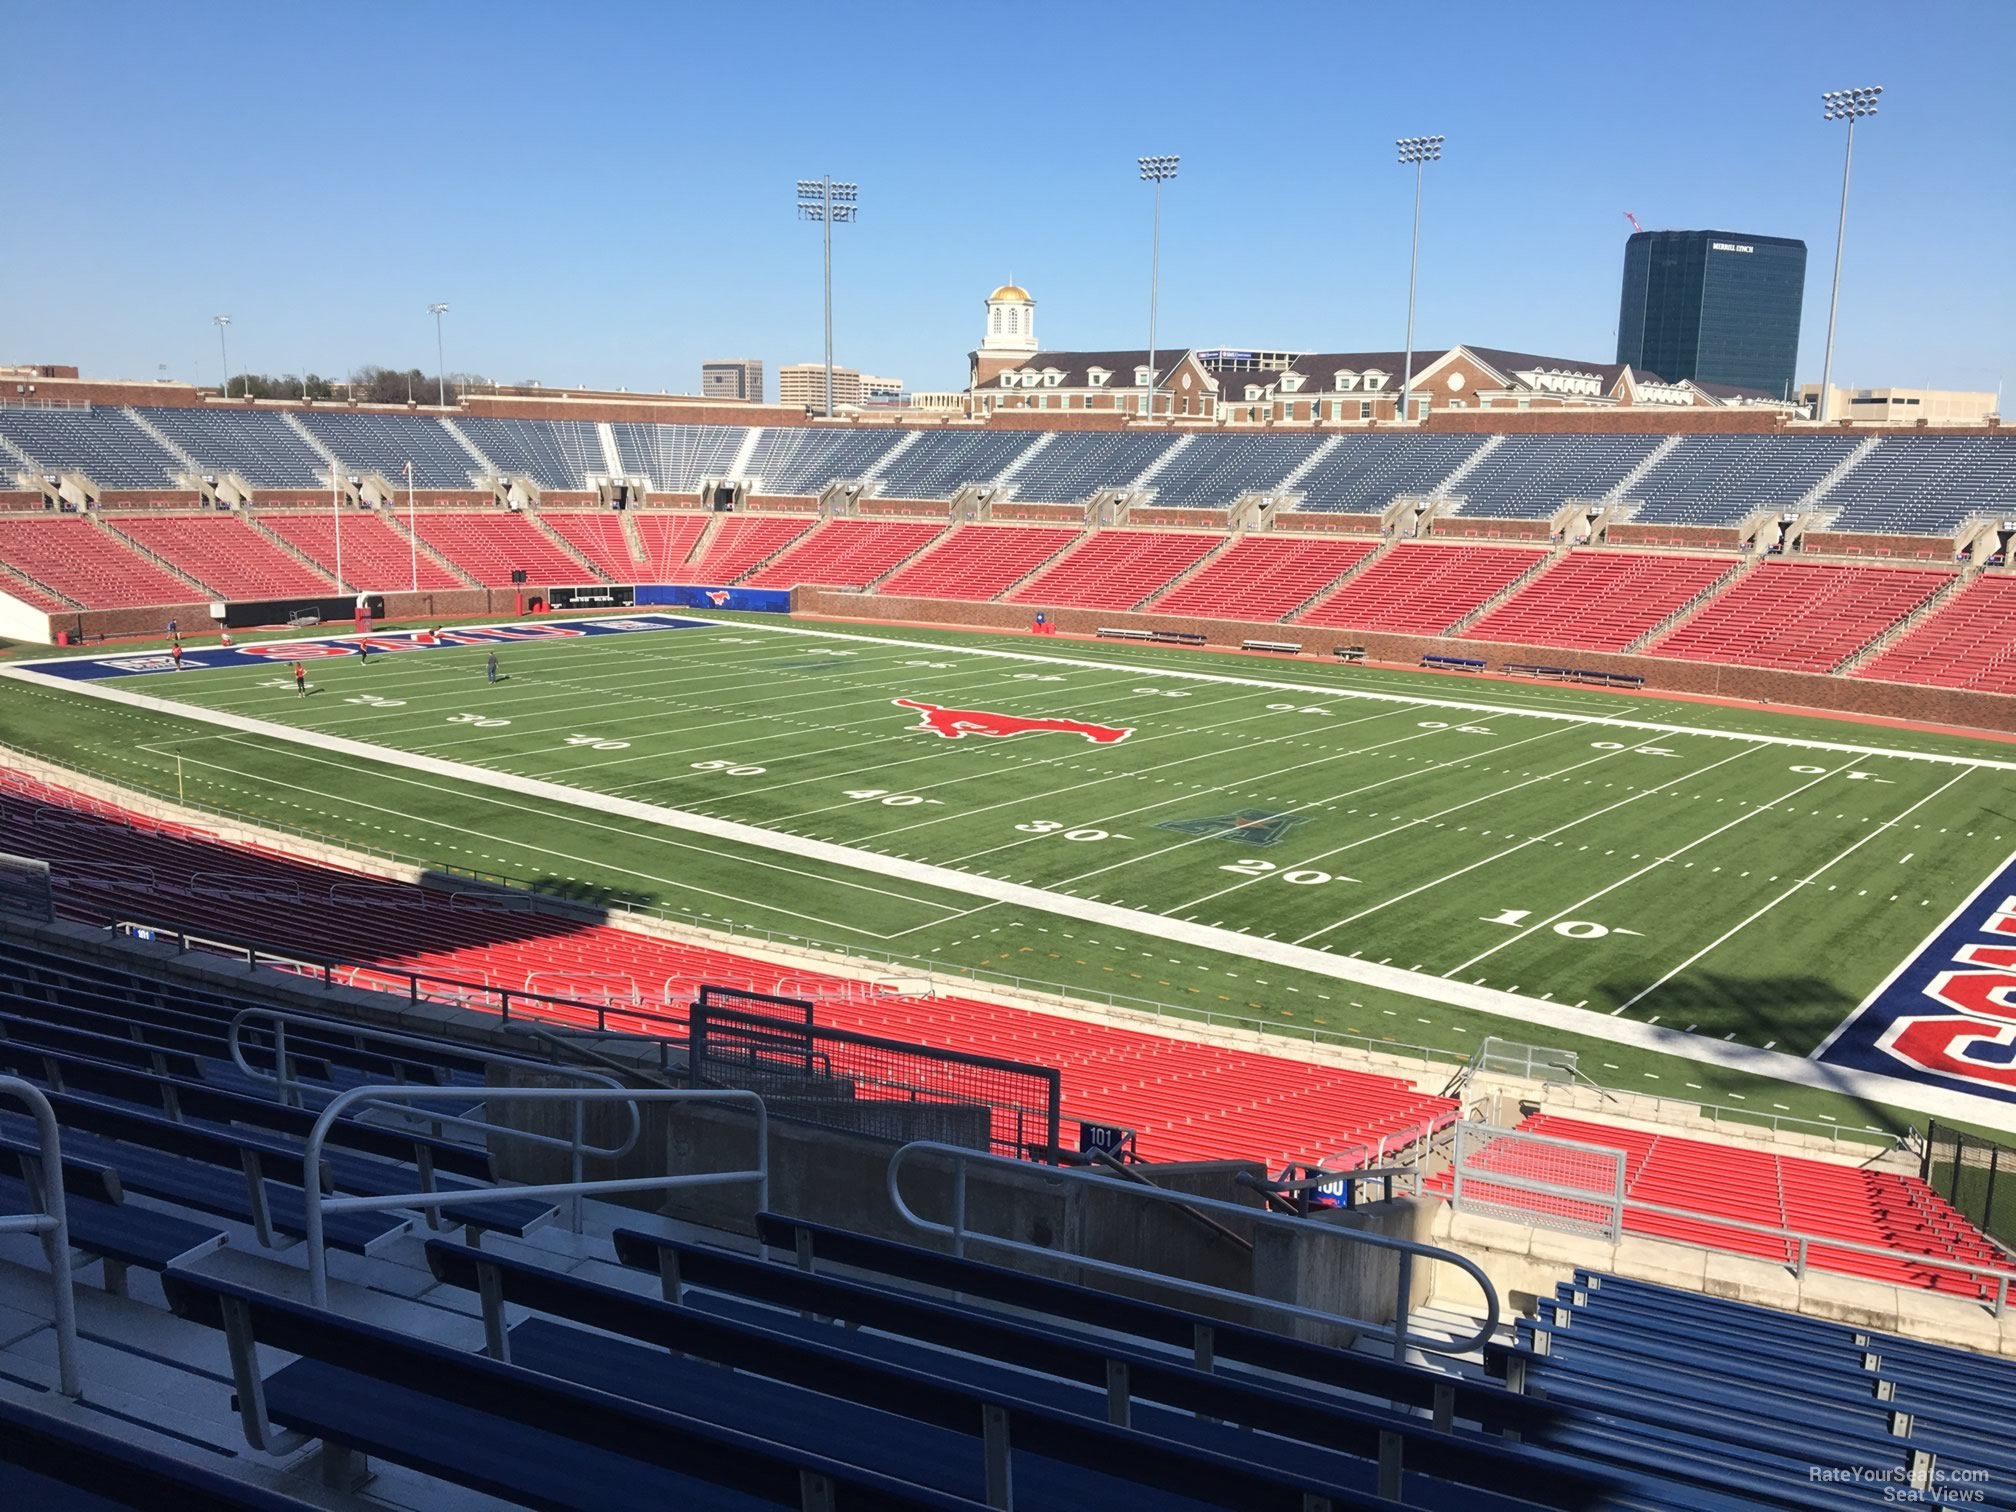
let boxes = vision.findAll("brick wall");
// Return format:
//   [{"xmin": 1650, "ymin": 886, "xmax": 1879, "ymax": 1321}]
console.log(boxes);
[
  {"xmin": 796, "ymin": 590, "xmax": 2016, "ymax": 734},
  {"xmin": 990, "ymin": 502, "xmax": 1085, "ymax": 523},
  {"xmin": 858, "ymin": 498, "xmax": 951, "ymax": 519},
  {"xmin": 742, "ymin": 494, "xmax": 818, "ymax": 513},
  {"xmin": 1605, "ymin": 523, "xmax": 1743, "ymax": 551},
  {"xmin": 1431, "ymin": 517, "xmax": 1552, "ymax": 541},
  {"xmin": 1802, "ymin": 531, "xmax": 1958, "ymax": 562},
  {"xmin": 1274, "ymin": 512, "xmax": 1382, "ymax": 535}
]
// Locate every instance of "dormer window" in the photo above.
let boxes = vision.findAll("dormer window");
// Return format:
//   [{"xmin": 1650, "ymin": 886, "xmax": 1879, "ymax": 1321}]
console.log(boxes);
[
  {"xmin": 1334, "ymin": 371, "xmax": 1359, "ymax": 392},
  {"xmin": 1134, "ymin": 366, "xmax": 1154, "ymax": 388},
  {"xmin": 1087, "ymin": 368, "xmax": 1110, "ymax": 388},
  {"xmin": 1042, "ymin": 369, "xmax": 1062, "ymax": 388},
  {"xmin": 1363, "ymin": 370, "xmax": 1388, "ymax": 392},
  {"xmin": 1279, "ymin": 373, "xmax": 1304, "ymax": 394}
]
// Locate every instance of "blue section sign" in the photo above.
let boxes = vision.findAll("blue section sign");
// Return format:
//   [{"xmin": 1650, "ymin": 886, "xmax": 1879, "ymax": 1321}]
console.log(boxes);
[
  {"xmin": 28, "ymin": 614, "xmax": 711, "ymax": 682},
  {"xmin": 1818, "ymin": 852, "xmax": 2016, "ymax": 1105}
]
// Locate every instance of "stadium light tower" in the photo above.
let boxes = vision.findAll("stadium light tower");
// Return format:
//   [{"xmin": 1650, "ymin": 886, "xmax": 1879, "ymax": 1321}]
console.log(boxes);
[
  {"xmin": 211, "ymin": 315, "xmax": 232, "ymax": 400},
  {"xmin": 1816, "ymin": 86, "xmax": 1882, "ymax": 423},
  {"xmin": 428, "ymin": 303, "xmax": 450, "ymax": 407},
  {"xmin": 796, "ymin": 177, "xmax": 858, "ymax": 418},
  {"xmin": 1395, "ymin": 135, "xmax": 1444, "ymax": 423},
  {"xmin": 1137, "ymin": 155, "xmax": 1179, "ymax": 420}
]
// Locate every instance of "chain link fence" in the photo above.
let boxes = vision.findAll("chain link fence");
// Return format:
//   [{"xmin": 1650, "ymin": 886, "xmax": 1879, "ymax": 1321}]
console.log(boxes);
[{"xmin": 1923, "ymin": 1120, "xmax": 2016, "ymax": 1252}]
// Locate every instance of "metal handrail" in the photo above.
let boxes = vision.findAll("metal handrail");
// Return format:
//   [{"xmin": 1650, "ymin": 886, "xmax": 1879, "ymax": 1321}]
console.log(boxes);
[
  {"xmin": 111, "ymin": 916, "xmax": 691, "ymax": 1042},
  {"xmin": 303, "ymin": 1086, "xmax": 768, "ymax": 1307},
  {"xmin": 1619, "ymin": 1196, "xmax": 2016, "ymax": 1316},
  {"xmin": 227, "ymin": 1008, "xmax": 643, "ymax": 1160},
  {"xmin": 886, "ymin": 1140, "xmax": 1498, "ymax": 1364},
  {"xmin": 499, "ymin": 1020, "xmax": 680, "ymax": 1088},
  {"xmin": 0, "ymin": 1077, "xmax": 79, "ymax": 1396}
]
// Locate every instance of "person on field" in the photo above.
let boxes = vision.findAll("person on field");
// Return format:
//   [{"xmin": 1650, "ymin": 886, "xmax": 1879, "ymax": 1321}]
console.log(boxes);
[
  {"xmin": 486, "ymin": 650, "xmax": 499, "ymax": 685},
  {"xmin": 293, "ymin": 661, "xmax": 307, "ymax": 697},
  {"xmin": 171, "ymin": 642, "xmax": 183, "ymax": 671}
]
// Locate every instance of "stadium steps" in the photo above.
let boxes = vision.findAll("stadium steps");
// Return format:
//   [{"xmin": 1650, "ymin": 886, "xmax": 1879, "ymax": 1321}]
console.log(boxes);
[
  {"xmin": 988, "ymin": 525, "xmax": 1098, "ymax": 599},
  {"xmin": 113, "ymin": 516, "xmax": 339, "ymax": 602},
  {"xmin": 1852, "ymin": 575, "xmax": 2016, "ymax": 694},
  {"xmin": 1134, "ymin": 530, "xmax": 1240, "ymax": 608},
  {"xmin": 1442, "ymin": 541, "xmax": 1564, "ymax": 634},
  {"xmin": 243, "ymin": 507, "xmax": 353, "ymax": 591},
  {"xmin": 1427, "ymin": 432, "xmax": 1506, "ymax": 500},
  {"xmin": 525, "ymin": 509, "xmax": 609, "ymax": 581},
  {"xmin": 90, "ymin": 514, "xmax": 213, "ymax": 596},
  {"xmin": 991, "ymin": 430, "xmax": 1054, "ymax": 490},
  {"xmin": 874, "ymin": 524, "xmax": 1088, "ymax": 602},
  {"xmin": 0, "ymin": 559, "xmax": 81, "ymax": 610},
  {"xmin": 1646, "ymin": 561, "xmax": 1951, "ymax": 674},
  {"xmin": 378, "ymin": 509, "xmax": 482, "ymax": 587},
  {"xmin": 1274, "ymin": 434, "xmax": 1343, "ymax": 498},
  {"xmin": 1600, "ymin": 434, "xmax": 1683, "ymax": 505},
  {"xmin": 1795, "ymin": 433, "xmax": 1884, "ymax": 519},
  {"xmin": 1130, "ymin": 433, "xmax": 1195, "ymax": 494},
  {"xmin": 438, "ymin": 416, "xmax": 498, "ymax": 476},
  {"xmin": 120, "ymin": 408, "xmax": 200, "ymax": 475},
  {"xmin": 1832, "ymin": 566, "xmax": 1979, "ymax": 674},
  {"xmin": 1143, "ymin": 534, "xmax": 1385, "ymax": 622},
  {"xmin": 1621, "ymin": 553, "xmax": 1756, "ymax": 653},
  {"xmin": 278, "ymin": 412, "xmax": 341, "ymax": 476},
  {"xmin": 617, "ymin": 507, "xmax": 648, "ymax": 567}
]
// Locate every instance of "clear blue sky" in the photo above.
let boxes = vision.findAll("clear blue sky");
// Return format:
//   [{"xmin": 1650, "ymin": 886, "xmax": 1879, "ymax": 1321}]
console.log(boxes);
[{"xmin": 11, "ymin": 1, "xmax": 2011, "ymax": 399}]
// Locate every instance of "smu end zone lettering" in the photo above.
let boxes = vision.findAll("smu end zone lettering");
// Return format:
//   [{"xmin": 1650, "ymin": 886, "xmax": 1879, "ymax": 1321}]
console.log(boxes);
[
  {"xmin": 1821, "ymin": 865, "xmax": 2016, "ymax": 1103},
  {"xmin": 892, "ymin": 697, "xmax": 1133, "ymax": 745}
]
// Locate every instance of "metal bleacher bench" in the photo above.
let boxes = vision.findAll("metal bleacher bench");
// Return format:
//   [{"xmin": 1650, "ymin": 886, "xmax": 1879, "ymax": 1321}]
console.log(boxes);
[
  {"xmin": 162, "ymin": 1267, "xmax": 988, "ymax": 1512},
  {"xmin": 584, "ymin": 1225, "xmax": 1611, "ymax": 1509},
  {"xmin": 1332, "ymin": 645, "xmax": 1366, "ymax": 663},
  {"xmin": 0, "ymin": 1394, "xmax": 316, "ymax": 1511},
  {"xmin": 1421, "ymin": 653, "xmax": 1486, "ymax": 672},
  {"xmin": 1241, "ymin": 639, "xmax": 1302, "ymax": 654}
]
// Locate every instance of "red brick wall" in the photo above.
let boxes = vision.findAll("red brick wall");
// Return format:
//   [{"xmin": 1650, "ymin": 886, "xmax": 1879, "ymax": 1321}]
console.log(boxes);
[
  {"xmin": 742, "ymin": 495, "xmax": 818, "ymax": 513},
  {"xmin": 1803, "ymin": 531, "xmax": 1958, "ymax": 561},
  {"xmin": 991, "ymin": 502, "xmax": 1085, "ymax": 523},
  {"xmin": 1605, "ymin": 523, "xmax": 1743, "ymax": 550},
  {"xmin": 1274, "ymin": 512, "xmax": 1383, "ymax": 536},
  {"xmin": 95, "ymin": 491, "xmax": 198, "ymax": 510},
  {"xmin": 796, "ymin": 590, "xmax": 2016, "ymax": 734},
  {"xmin": 858, "ymin": 498, "xmax": 951, "ymax": 519},
  {"xmin": 1129, "ymin": 506, "xmax": 1227, "ymax": 528},
  {"xmin": 1431, "ymin": 517, "xmax": 1552, "ymax": 541}
]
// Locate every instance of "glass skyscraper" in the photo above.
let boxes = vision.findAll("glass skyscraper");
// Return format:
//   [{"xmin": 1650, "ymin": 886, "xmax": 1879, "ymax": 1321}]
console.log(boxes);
[{"xmin": 1615, "ymin": 230, "xmax": 1807, "ymax": 400}]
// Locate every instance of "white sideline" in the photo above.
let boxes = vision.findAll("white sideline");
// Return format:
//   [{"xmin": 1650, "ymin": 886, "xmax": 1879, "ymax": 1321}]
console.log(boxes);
[{"xmin": 10, "ymin": 657, "xmax": 2015, "ymax": 1135}]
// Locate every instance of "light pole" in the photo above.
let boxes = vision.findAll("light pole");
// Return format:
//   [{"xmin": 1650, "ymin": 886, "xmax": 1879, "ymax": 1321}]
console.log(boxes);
[
  {"xmin": 796, "ymin": 177, "xmax": 858, "ymax": 418},
  {"xmin": 212, "ymin": 315, "xmax": 232, "ymax": 399},
  {"xmin": 428, "ymin": 303, "xmax": 450, "ymax": 407},
  {"xmin": 1816, "ymin": 86, "xmax": 1881, "ymax": 423},
  {"xmin": 1138, "ymin": 155, "xmax": 1178, "ymax": 420},
  {"xmin": 1395, "ymin": 135, "xmax": 1443, "ymax": 423}
]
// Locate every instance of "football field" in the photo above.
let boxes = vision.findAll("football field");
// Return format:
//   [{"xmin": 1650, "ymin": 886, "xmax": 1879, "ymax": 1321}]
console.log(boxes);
[{"xmin": 8, "ymin": 612, "xmax": 2016, "ymax": 1135}]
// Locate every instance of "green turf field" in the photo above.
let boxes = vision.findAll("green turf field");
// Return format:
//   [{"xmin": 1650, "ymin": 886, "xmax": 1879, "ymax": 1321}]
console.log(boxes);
[{"xmin": 7, "ymin": 611, "xmax": 2016, "ymax": 1138}]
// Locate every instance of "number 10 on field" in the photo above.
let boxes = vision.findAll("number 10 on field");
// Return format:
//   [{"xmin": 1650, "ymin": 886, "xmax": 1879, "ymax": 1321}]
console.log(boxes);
[{"xmin": 1482, "ymin": 908, "xmax": 1643, "ymax": 941}]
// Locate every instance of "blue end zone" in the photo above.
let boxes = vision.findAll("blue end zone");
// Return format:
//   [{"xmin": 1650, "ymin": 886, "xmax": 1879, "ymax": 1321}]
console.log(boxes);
[
  {"xmin": 26, "ymin": 614, "xmax": 712, "ymax": 682},
  {"xmin": 637, "ymin": 585, "xmax": 791, "ymax": 613},
  {"xmin": 1816, "ymin": 852, "xmax": 2016, "ymax": 1105}
]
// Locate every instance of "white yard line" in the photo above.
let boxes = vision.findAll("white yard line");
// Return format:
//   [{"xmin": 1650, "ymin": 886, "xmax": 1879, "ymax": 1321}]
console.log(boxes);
[
  {"xmin": 662, "ymin": 618, "xmax": 2016, "ymax": 772},
  {"xmin": 1440, "ymin": 760, "xmax": 1866, "ymax": 978},
  {"xmin": 1616, "ymin": 769, "xmax": 1972, "ymax": 1016},
  {"xmin": 1294, "ymin": 743, "xmax": 1759, "ymax": 943},
  {"xmin": 16, "ymin": 629, "xmax": 2016, "ymax": 1133}
]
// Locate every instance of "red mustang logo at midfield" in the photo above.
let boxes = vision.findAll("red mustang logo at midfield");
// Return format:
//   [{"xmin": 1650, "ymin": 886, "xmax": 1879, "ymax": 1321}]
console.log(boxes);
[{"xmin": 892, "ymin": 697, "xmax": 1133, "ymax": 744}]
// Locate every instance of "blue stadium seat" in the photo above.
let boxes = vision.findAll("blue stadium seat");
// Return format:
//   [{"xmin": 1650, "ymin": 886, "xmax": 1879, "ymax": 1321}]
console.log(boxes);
[
  {"xmin": 137, "ymin": 407, "xmax": 330, "ymax": 486},
  {"xmin": 0, "ymin": 408, "xmax": 181, "ymax": 488},
  {"xmin": 609, "ymin": 423, "xmax": 745, "ymax": 491},
  {"xmin": 1816, "ymin": 436, "xmax": 2016, "ymax": 534},
  {"xmin": 743, "ymin": 426, "xmax": 909, "ymax": 494},
  {"xmin": 1006, "ymin": 432, "xmax": 1178, "ymax": 502},
  {"xmin": 453, "ymin": 417, "xmax": 606, "ymax": 490},
  {"xmin": 1448, "ymin": 435, "xmax": 1661, "ymax": 519},
  {"xmin": 1143, "ymin": 434, "xmax": 1324, "ymax": 508},
  {"xmin": 869, "ymin": 431, "xmax": 1045, "ymax": 500},
  {"xmin": 1625, "ymin": 435, "xmax": 1864, "ymax": 525},
  {"xmin": 1292, "ymin": 434, "xmax": 1484, "ymax": 513},
  {"xmin": 292, "ymin": 412, "xmax": 479, "ymax": 488},
  {"xmin": 0, "ymin": 1394, "xmax": 317, "ymax": 1510}
]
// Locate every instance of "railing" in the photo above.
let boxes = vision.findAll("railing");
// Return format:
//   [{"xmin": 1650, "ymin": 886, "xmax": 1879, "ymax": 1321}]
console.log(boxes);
[
  {"xmin": 0, "ymin": 1077, "xmax": 78, "ymax": 1396},
  {"xmin": 114, "ymin": 917, "xmax": 690, "ymax": 1042},
  {"xmin": 225, "ymin": 1008, "xmax": 641, "ymax": 1156},
  {"xmin": 303, "ymin": 1085, "xmax": 768, "ymax": 1306},
  {"xmin": 886, "ymin": 1140, "xmax": 1499, "ymax": 1364},
  {"xmin": 1535, "ymin": 1077, "xmax": 1899, "ymax": 1152},
  {"xmin": 1620, "ymin": 1196, "xmax": 2016, "ymax": 1317},
  {"xmin": 1241, "ymin": 1162, "xmax": 1424, "ymax": 1218}
]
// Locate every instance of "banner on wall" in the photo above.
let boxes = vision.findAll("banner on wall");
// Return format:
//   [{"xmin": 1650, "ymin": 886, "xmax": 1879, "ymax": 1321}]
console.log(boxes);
[{"xmin": 638, "ymin": 584, "xmax": 791, "ymax": 613}]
